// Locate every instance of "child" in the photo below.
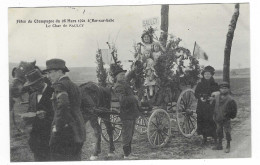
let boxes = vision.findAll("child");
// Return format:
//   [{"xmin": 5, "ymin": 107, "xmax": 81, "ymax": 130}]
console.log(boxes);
[
  {"xmin": 113, "ymin": 67, "xmax": 139, "ymax": 159},
  {"xmin": 135, "ymin": 45, "xmax": 151, "ymax": 63},
  {"xmin": 152, "ymin": 42, "xmax": 163, "ymax": 63},
  {"xmin": 140, "ymin": 32, "xmax": 153, "ymax": 54},
  {"xmin": 144, "ymin": 58, "xmax": 157, "ymax": 99},
  {"xmin": 143, "ymin": 50, "xmax": 152, "ymax": 62},
  {"xmin": 212, "ymin": 81, "xmax": 237, "ymax": 153}
]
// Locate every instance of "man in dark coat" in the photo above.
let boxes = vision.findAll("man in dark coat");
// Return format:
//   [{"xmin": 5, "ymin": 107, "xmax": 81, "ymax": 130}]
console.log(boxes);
[
  {"xmin": 195, "ymin": 66, "xmax": 219, "ymax": 144},
  {"xmin": 113, "ymin": 67, "xmax": 139, "ymax": 159},
  {"xmin": 44, "ymin": 59, "xmax": 86, "ymax": 161},
  {"xmin": 22, "ymin": 69, "xmax": 54, "ymax": 161}
]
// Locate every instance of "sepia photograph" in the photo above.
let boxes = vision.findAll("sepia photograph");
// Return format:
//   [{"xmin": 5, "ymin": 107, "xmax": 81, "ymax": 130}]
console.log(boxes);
[{"xmin": 7, "ymin": 1, "xmax": 252, "ymax": 162}]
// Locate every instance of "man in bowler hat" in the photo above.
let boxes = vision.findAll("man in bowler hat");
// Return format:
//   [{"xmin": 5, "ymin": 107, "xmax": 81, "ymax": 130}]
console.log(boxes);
[
  {"xmin": 113, "ymin": 67, "xmax": 139, "ymax": 159},
  {"xmin": 22, "ymin": 69, "xmax": 54, "ymax": 161},
  {"xmin": 44, "ymin": 58, "xmax": 86, "ymax": 161}
]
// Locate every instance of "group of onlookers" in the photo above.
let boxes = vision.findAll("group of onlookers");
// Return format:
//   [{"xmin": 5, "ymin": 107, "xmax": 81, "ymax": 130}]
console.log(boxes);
[
  {"xmin": 195, "ymin": 65, "xmax": 237, "ymax": 153},
  {"xmin": 20, "ymin": 58, "xmax": 140, "ymax": 161},
  {"xmin": 22, "ymin": 59, "xmax": 86, "ymax": 161}
]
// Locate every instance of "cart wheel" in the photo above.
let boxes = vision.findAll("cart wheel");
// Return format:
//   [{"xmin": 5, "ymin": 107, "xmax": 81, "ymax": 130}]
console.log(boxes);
[
  {"xmin": 100, "ymin": 114, "xmax": 122, "ymax": 142},
  {"xmin": 176, "ymin": 89, "xmax": 197, "ymax": 138},
  {"xmin": 147, "ymin": 109, "xmax": 171, "ymax": 148},
  {"xmin": 135, "ymin": 115, "xmax": 148, "ymax": 134}
]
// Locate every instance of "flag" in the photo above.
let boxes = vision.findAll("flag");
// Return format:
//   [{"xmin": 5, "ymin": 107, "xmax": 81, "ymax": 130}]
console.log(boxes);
[
  {"xmin": 100, "ymin": 49, "xmax": 112, "ymax": 65},
  {"xmin": 193, "ymin": 42, "xmax": 208, "ymax": 60}
]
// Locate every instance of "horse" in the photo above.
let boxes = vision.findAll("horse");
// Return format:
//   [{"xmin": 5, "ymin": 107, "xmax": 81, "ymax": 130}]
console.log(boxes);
[
  {"xmin": 10, "ymin": 61, "xmax": 115, "ymax": 159},
  {"xmin": 80, "ymin": 82, "xmax": 115, "ymax": 159},
  {"xmin": 10, "ymin": 61, "xmax": 39, "ymax": 101}
]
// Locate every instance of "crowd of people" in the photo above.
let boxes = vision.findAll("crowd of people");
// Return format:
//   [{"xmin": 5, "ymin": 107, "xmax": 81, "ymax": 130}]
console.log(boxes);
[
  {"xmin": 21, "ymin": 59, "xmax": 86, "ymax": 161},
  {"xmin": 14, "ymin": 58, "xmax": 140, "ymax": 161},
  {"xmin": 11, "ymin": 29, "xmax": 237, "ymax": 161}
]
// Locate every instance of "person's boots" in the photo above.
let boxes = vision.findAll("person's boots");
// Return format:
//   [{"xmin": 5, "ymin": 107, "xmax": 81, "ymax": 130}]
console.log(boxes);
[
  {"xmin": 202, "ymin": 136, "xmax": 207, "ymax": 145},
  {"xmin": 225, "ymin": 141, "xmax": 230, "ymax": 153},
  {"xmin": 212, "ymin": 139, "xmax": 223, "ymax": 150}
]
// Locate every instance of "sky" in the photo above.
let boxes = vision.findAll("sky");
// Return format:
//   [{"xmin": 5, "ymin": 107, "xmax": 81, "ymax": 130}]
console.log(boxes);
[{"xmin": 8, "ymin": 3, "xmax": 250, "ymax": 70}]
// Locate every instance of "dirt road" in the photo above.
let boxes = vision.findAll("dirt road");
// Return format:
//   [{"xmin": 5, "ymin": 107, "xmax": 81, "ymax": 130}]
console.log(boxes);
[
  {"xmin": 80, "ymin": 111, "xmax": 251, "ymax": 160},
  {"xmin": 80, "ymin": 78, "xmax": 251, "ymax": 160},
  {"xmin": 193, "ymin": 117, "xmax": 251, "ymax": 159}
]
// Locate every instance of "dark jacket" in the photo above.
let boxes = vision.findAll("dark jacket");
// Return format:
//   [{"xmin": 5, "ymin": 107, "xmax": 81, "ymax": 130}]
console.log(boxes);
[
  {"xmin": 195, "ymin": 78, "xmax": 219, "ymax": 112},
  {"xmin": 114, "ymin": 81, "xmax": 139, "ymax": 120},
  {"xmin": 194, "ymin": 78, "xmax": 219, "ymax": 137},
  {"xmin": 27, "ymin": 84, "xmax": 54, "ymax": 154},
  {"xmin": 50, "ymin": 76, "xmax": 86, "ymax": 145},
  {"xmin": 213, "ymin": 94, "xmax": 237, "ymax": 122}
]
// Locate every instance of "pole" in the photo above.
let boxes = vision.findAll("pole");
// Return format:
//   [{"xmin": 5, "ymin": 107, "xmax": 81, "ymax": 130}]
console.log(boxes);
[
  {"xmin": 159, "ymin": 5, "xmax": 169, "ymax": 48},
  {"xmin": 223, "ymin": 4, "xmax": 240, "ymax": 84},
  {"xmin": 192, "ymin": 41, "xmax": 196, "ymax": 57}
]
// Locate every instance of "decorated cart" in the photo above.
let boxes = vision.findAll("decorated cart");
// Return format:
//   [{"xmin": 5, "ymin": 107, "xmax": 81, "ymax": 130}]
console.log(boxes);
[{"xmin": 97, "ymin": 27, "xmax": 201, "ymax": 148}]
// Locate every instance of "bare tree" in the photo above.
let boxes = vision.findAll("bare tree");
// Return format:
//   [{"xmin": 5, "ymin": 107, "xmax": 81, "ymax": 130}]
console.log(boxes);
[
  {"xmin": 159, "ymin": 5, "xmax": 169, "ymax": 48},
  {"xmin": 223, "ymin": 4, "xmax": 240, "ymax": 84}
]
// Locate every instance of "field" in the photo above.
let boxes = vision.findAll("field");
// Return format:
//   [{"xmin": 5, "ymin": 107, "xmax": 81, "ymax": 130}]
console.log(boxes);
[{"xmin": 10, "ymin": 77, "xmax": 251, "ymax": 161}]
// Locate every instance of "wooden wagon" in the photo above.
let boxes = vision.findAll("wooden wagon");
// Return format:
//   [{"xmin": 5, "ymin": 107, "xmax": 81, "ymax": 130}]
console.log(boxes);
[{"xmin": 99, "ymin": 84, "xmax": 198, "ymax": 148}]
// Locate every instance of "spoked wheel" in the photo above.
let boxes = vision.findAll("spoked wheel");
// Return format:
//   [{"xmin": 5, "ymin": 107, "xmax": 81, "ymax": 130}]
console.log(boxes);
[
  {"xmin": 100, "ymin": 114, "xmax": 122, "ymax": 142},
  {"xmin": 135, "ymin": 115, "xmax": 148, "ymax": 134},
  {"xmin": 147, "ymin": 109, "xmax": 171, "ymax": 148},
  {"xmin": 176, "ymin": 89, "xmax": 197, "ymax": 138}
]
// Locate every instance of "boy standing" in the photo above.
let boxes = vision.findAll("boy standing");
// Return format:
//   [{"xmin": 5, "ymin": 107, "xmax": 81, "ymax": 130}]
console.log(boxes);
[
  {"xmin": 212, "ymin": 82, "xmax": 237, "ymax": 153},
  {"xmin": 113, "ymin": 67, "xmax": 139, "ymax": 159}
]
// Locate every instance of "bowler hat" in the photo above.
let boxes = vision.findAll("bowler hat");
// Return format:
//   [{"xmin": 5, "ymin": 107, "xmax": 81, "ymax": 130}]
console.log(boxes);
[
  {"xmin": 24, "ymin": 69, "xmax": 44, "ymax": 87},
  {"xmin": 114, "ymin": 67, "xmax": 127, "ymax": 77},
  {"xmin": 43, "ymin": 59, "xmax": 70, "ymax": 73},
  {"xmin": 219, "ymin": 81, "xmax": 230, "ymax": 88},
  {"xmin": 201, "ymin": 65, "xmax": 215, "ymax": 75}
]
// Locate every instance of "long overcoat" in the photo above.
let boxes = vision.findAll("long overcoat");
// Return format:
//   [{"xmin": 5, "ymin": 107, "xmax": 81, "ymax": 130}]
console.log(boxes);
[
  {"xmin": 195, "ymin": 78, "xmax": 219, "ymax": 137},
  {"xmin": 27, "ymin": 85, "xmax": 54, "ymax": 157},
  {"xmin": 50, "ymin": 76, "xmax": 86, "ymax": 145}
]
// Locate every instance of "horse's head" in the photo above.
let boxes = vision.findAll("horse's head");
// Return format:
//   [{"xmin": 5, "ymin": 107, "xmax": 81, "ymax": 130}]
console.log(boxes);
[{"xmin": 10, "ymin": 61, "xmax": 37, "ymax": 98}]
